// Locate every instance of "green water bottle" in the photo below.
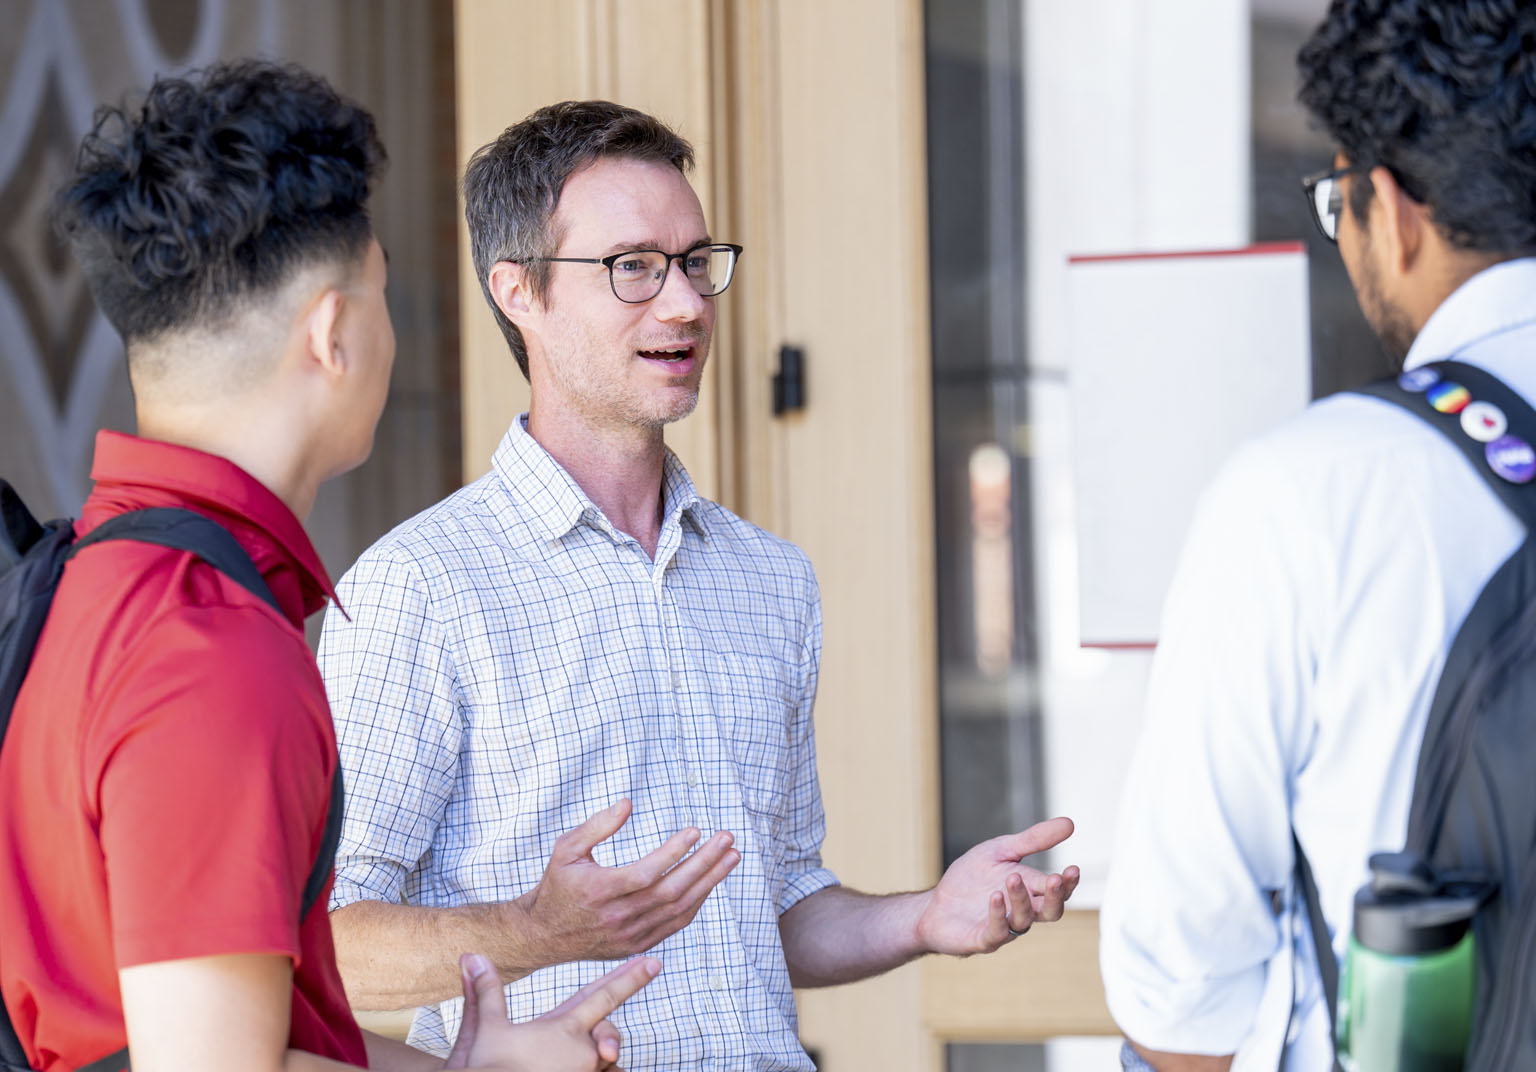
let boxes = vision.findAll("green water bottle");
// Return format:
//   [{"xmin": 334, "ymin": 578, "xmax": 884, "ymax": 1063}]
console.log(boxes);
[{"xmin": 1336, "ymin": 853, "xmax": 1486, "ymax": 1072}]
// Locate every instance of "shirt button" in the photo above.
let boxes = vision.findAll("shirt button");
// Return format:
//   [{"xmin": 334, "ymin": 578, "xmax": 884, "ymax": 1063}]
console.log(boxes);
[
  {"xmin": 709, "ymin": 974, "xmax": 727, "ymax": 990},
  {"xmin": 686, "ymin": 768, "xmax": 701, "ymax": 788},
  {"xmin": 672, "ymin": 672, "xmax": 684, "ymax": 690}
]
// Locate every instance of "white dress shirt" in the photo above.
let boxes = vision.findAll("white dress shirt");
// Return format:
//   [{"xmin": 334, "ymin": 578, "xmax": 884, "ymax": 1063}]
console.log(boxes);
[
  {"xmin": 318, "ymin": 415, "xmax": 837, "ymax": 1069},
  {"xmin": 1100, "ymin": 259, "xmax": 1536, "ymax": 1070}
]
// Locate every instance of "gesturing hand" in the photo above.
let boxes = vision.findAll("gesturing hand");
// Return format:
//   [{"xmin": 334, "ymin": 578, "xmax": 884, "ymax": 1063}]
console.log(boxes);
[
  {"xmin": 520, "ymin": 799, "xmax": 741, "ymax": 964},
  {"xmin": 444, "ymin": 953, "xmax": 660, "ymax": 1072},
  {"xmin": 915, "ymin": 816, "xmax": 1080, "ymax": 956}
]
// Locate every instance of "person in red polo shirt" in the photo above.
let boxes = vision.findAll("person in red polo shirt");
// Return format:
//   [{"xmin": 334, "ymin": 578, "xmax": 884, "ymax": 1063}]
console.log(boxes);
[{"xmin": 0, "ymin": 60, "xmax": 657, "ymax": 1072}]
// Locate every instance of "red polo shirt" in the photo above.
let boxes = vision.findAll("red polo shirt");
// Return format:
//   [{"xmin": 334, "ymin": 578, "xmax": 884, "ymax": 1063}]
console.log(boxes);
[{"xmin": 0, "ymin": 431, "xmax": 367, "ymax": 1069}]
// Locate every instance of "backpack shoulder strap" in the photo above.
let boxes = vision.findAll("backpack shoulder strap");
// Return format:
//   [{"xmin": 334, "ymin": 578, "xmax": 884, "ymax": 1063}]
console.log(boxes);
[
  {"xmin": 1351, "ymin": 364, "xmax": 1536, "ymax": 853},
  {"xmin": 1289, "ymin": 829, "xmax": 1344, "ymax": 1072},
  {"xmin": 70, "ymin": 508, "xmax": 280, "ymax": 614},
  {"xmin": 1352, "ymin": 360, "xmax": 1536, "ymax": 531}
]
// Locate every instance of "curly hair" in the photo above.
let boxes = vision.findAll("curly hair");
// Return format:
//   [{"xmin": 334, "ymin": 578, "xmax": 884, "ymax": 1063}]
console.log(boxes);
[
  {"xmin": 462, "ymin": 100, "xmax": 694, "ymax": 381},
  {"xmin": 53, "ymin": 59, "xmax": 386, "ymax": 347},
  {"xmin": 1297, "ymin": 0, "xmax": 1536, "ymax": 254}
]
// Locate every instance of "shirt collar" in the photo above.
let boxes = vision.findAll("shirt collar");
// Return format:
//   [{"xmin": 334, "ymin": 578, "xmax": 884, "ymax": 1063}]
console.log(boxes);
[
  {"xmin": 1404, "ymin": 257, "xmax": 1536, "ymax": 370},
  {"xmin": 80, "ymin": 430, "xmax": 338, "ymax": 621},
  {"xmin": 492, "ymin": 414, "xmax": 708, "ymax": 544}
]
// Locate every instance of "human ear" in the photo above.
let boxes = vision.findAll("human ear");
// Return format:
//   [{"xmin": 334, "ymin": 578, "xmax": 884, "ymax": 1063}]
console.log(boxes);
[
  {"xmin": 488, "ymin": 260, "xmax": 535, "ymax": 327},
  {"xmin": 1369, "ymin": 166, "xmax": 1425, "ymax": 277},
  {"xmin": 305, "ymin": 288, "xmax": 346, "ymax": 377}
]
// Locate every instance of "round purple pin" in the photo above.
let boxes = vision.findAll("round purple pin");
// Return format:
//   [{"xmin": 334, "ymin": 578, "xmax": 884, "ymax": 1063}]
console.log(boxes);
[
  {"xmin": 1398, "ymin": 367, "xmax": 1441, "ymax": 393},
  {"xmin": 1487, "ymin": 435, "xmax": 1536, "ymax": 485}
]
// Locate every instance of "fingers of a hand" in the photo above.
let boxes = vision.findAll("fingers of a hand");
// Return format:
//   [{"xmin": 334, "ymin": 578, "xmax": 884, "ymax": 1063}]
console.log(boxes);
[
  {"xmin": 593, "ymin": 1018, "xmax": 622, "ymax": 1065},
  {"xmin": 1008, "ymin": 872, "xmax": 1044, "ymax": 930},
  {"xmin": 564, "ymin": 957, "xmax": 661, "ymax": 1030},
  {"xmin": 1003, "ymin": 815, "xmax": 1075, "ymax": 861},
  {"xmin": 1060, "ymin": 865, "xmax": 1082, "ymax": 900},
  {"xmin": 615, "ymin": 827, "xmax": 708, "ymax": 892},
  {"xmin": 646, "ymin": 833, "xmax": 737, "ymax": 902},
  {"xmin": 1036, "ymin": 872, "xmax": 1069, "ymax": 922},
  {"xmin": 986, "ymin": 889, "xmax": 1012, "ymax": 947},
  {"xmin": 631, "ymin": 846, "xmax": 741, "ymax": 946},
  {"xmin": 554, "ymin": 799, "xmax": 634, "ymax": 861}
]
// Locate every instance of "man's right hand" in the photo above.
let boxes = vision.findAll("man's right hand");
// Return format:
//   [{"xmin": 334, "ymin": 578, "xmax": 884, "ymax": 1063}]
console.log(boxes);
[
  {"xmin": 517, "ymin": 799, "xmax": 740, "ymax": 963},
  {"xmin": 445, "ymin": 953, "xmax": 661, "ymax": 1072}
]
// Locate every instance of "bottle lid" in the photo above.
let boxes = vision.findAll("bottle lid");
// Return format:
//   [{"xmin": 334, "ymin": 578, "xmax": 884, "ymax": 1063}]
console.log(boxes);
[{"xmin": 1351, "ymin": 853, "xmax": 1491, "ymax": 956}]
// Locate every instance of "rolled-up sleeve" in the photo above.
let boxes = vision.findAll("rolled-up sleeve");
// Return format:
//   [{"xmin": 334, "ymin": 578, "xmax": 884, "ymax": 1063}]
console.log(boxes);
[
  {"xmin": 318, "ymin": 546, "xmax": 463, "ymax": 911},
  {"xmin": 1100, "ymin": 446, "xmax": 1322, "ymax": 1055},
  {"xmin": 776, "ymin": 568, "xmax": 840, "ymax": 914}
]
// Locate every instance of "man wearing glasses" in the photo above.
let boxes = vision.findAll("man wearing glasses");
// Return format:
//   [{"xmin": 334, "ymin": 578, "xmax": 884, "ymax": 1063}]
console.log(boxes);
[
  {"xmin": 318, "ymin": 100, "xmax": 1079, "ymax": 1067},
  {"xmin": 1100, "ymin": 1, "xmax": 1536, "ymax": 1069}
]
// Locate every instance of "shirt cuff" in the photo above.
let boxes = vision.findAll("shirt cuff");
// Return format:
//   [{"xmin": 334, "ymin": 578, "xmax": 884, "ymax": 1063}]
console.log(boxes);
[
  {"xmin": 778, "ymin": 866, "xmax": 840, "ymax": 915},
  {"xmin": 1103, "ymin": 961, "xmax": 1266, "ymax": 1056},
  {"xmin": 327, "ymin": 862, "xmax": 404, "ymax": 913},
  {"xmin": 1119, "ymin": 1041, "xmax": 1158, "ymax": 1071}
]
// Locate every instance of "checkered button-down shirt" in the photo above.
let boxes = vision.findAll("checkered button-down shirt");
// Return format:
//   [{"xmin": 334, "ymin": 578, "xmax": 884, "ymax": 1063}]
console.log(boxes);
[{"xmin": 318, "ymin": 415, "xmax": 837, "ymax": 1068}]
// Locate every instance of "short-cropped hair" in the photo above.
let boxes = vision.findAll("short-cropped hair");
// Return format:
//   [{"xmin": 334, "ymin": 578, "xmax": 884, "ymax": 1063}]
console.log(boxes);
[
  {"xmin": 1298, "ymin": 0, "xmax": 1536, "ymax": 254},
  {"xmin": 53, "ymin": 59, "xmax": 386, "ymax": 347},
  {"xmin": 462, "ymin": 100, "xmax": 695, "ymax": 380}
]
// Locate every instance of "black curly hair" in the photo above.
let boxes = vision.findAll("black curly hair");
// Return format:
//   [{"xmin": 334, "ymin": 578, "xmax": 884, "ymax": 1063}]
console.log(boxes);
[
  {"xmin": 1297, "ymin": 0, "xmax": 1536, "ymax": 254},
  {"xmin": 53, "ymin": 59, "xmax": 386, "ymax": 347}
]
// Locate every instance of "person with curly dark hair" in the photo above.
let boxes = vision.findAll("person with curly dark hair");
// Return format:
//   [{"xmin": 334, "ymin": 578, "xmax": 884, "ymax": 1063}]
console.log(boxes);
[
  {"xmin": 1, "ymin": 60, "xmax": 656, "ymax": 1072},
  {"xmin": 1100, "ymin": 2, "xmax": 1536, "ymax": 1069}
]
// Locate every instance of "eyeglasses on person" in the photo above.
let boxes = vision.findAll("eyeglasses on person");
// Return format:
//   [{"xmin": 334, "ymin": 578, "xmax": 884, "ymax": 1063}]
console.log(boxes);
[
  {"xmin": 1301, "ymin": 162, "xmax": 1371, "ymax": 243},
  {"xmin": 525, "ymin": 243, "xmax": 744, "ymax": 304}
]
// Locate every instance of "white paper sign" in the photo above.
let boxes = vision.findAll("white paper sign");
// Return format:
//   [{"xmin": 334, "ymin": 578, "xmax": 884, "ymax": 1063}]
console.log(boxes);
[{"xmin": 1067, "ymin": 243, "xmax": 1312, "ymax": 646}]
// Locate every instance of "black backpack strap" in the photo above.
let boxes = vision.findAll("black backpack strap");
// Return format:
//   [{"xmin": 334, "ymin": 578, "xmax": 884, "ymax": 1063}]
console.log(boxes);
[
  {"xmin": 74, "ymin": 1050, "xmax": 128, "ymax": 1072},
  {"xmin": 1352, "ymin": 365, "xmax": 1536, "ymax": 853},
  {"xmin": 1353, "ymin": 361, "xmax": 1536, "ymax": 532},
  {"xmin": 10, "ymin": 508, "xmax": 341, "ymax": 1072},
  {"xmin": 0, "ymin": 483, "xmax": 45, "ymax": 571},
  {"xmin": 69, "ymin": 508, "xmax": 280, "ymax": 614},
  {"xmin": 1289, "ymin": 829, "xmax": 1343, "ymax": 1072},
  {"xmin": 303, "ymin": 763, "xmax": 345, "ymax": 921}
]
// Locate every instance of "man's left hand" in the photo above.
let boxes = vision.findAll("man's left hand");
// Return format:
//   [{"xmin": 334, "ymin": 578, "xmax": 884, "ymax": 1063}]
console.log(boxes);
[{"xmin": 914, "ymin": 816, "xmax": 1079, "ymax": 956}]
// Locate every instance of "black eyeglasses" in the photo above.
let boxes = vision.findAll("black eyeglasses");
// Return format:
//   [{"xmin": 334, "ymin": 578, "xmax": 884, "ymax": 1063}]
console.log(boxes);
[
  {"xmin": 1301, "ymin": 163, "xmax": 1370, "ymax": 243},
  {"xmin": 526, "ymin": 243, "xmax": 744, "ymax": 304}
]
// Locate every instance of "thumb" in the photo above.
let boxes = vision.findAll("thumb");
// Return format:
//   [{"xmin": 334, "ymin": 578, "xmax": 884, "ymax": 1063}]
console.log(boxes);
[
  {"xmin": 554, "ymin": 799, "xmax": 633, "ymax": 861},
  {"xmin": 461, "ymin": 952, "xmax": 509, "ymax": 1025},
  {"xmin": 1002, "ymin": 816, "xmax": 1074, "ymax": 861},
  {"xmin": 445, "ymin": 953, "xmax": 498, "ymax": 1066}
]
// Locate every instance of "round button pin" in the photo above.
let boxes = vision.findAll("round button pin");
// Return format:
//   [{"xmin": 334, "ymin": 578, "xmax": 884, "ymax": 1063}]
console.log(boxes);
[
  {"xmin": 1487, "ymin": 435, "xmax": 1536, "ymax": 484},
  {"xmin": 1398, "ymin": 367, "xmax": 1441, "ymax": 392},
  {"xmin": 1426, "ymin": 382, "xmax": 1471, "ymax": 415},
  {"xmin": 1460, "ymin": 401, "xmax": 1508, "ymax": 443}
]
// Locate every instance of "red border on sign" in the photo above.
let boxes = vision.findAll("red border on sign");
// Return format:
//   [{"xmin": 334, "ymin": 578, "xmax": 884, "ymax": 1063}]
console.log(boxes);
[{"xmin": 1068, "ymin": 240, "xmax": 1307, "ymax": 266}]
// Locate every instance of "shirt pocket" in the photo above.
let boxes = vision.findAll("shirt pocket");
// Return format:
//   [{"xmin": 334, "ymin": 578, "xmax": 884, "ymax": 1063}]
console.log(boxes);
[{"xmin": 712, "ymin": 650, "xmax": 794, "ymax": 840}]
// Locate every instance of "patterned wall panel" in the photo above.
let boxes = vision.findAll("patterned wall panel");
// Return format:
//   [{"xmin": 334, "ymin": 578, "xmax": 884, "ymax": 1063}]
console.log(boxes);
[
  {"xmin": 0, "ymin": 0, "xmax": 460, "ymax": 590},
  {"xmin": 0, "ymin": 0, "xmax": 280, "ymax": 518}
]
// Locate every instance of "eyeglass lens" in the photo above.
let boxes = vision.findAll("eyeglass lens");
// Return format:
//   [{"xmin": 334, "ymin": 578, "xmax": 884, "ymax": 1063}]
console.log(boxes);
[
  {"xmin": 1313, "ymin": 177, "xmax": 1341, "ymax": 241},
  {"xmin": 611, "ymin": 247, "xmax": 737, "ymax": 302}
]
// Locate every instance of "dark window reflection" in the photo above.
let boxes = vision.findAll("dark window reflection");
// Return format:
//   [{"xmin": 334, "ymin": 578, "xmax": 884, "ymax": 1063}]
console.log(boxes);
[
  {"xmin": 1252, "ymin": 8, "xmax": 1387, "ymax": 397},
  {"xmin": 926, "ymin": 0, "xmax": 1044, "ymax": 871}
]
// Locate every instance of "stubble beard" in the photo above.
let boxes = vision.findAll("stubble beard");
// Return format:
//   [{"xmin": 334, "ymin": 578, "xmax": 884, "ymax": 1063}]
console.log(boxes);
[
  {"xmin": 1356, "ymin": 252, "xmax": 1417, "ymax": 370},
  {"xmin": 551, "ymin": 326, "xmax": 709, "ymax": 433}
]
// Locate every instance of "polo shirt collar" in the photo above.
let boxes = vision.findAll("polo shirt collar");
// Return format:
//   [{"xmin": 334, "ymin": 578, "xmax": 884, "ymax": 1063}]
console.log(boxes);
[
  {"xmin": 81, "ymin": 430, "xmax": 338, "ymax": 620},
  {"xmin": 1405, "ymin": 256, "xmax": 1536, "ymax": 370},
  {"xmin": 491, "ymin": 414, "xmax": 707, "ymax": 545}
]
